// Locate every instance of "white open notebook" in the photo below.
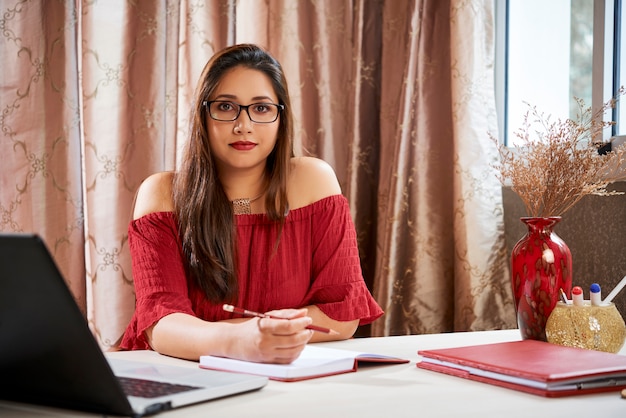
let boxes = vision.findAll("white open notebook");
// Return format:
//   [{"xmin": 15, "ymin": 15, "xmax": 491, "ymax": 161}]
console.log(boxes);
[{"xmin": 200, "ymin": 345, "xmax": 409, "ymax": 381}]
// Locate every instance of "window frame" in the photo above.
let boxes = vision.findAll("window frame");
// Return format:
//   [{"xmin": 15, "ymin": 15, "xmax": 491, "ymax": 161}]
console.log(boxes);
[{"xmin": 495, "ymin": 0, "xmax": 622, "ymax": 146}]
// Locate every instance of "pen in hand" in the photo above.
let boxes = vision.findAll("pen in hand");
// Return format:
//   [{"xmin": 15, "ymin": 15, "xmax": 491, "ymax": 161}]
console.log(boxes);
[{"xmin": 222, "ymin": 304, "xmax": 339, "ymax": 335}]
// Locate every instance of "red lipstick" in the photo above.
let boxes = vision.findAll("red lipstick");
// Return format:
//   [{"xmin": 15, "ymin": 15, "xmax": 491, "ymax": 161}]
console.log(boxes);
[{"xmin": 230, "ymin": 141, "xmax": 256, "ymax": 151}]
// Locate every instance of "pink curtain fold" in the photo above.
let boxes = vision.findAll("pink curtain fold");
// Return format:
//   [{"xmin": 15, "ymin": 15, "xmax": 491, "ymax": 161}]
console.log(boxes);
[
  {"xmin": 0, "ymin": 0, "xmax": 515, "ymax": 347},
  {"xmin": 1, "ymin": 1, "xmax": 86, "ymax": 311}
]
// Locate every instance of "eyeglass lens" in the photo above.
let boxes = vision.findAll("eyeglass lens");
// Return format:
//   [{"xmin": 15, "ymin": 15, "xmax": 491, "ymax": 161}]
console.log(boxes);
[{"xmin": 208, "ymin": 101, "xmax": 280, "ymax": 123}]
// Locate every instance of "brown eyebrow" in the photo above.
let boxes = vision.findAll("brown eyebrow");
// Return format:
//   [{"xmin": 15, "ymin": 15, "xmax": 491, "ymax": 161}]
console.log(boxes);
[{"xmin": 213, "ymin": 94, "xmax": 276, "ymax": 102}]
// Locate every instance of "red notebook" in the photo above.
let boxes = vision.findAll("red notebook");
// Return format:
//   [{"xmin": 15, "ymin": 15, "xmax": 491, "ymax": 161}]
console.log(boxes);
[{"xmin": 417, "ymin": 339, "xmax": 626, "ymax": 397}]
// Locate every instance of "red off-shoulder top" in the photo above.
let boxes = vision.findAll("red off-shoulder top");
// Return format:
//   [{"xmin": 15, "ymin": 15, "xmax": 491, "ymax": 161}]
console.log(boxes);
[{"xmin": 120, "ymin": 194, "xmax": 383, "ymax": 350}]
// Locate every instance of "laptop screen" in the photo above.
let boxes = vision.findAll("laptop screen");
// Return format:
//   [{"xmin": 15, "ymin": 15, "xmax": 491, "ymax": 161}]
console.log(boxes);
[
  {"xmin": 0, "ymin": 233, "xmax": 267, "ymax": 416},
  {"xmin": 0, "ymin": 233, "xmax": 135, "ymax": 415}
]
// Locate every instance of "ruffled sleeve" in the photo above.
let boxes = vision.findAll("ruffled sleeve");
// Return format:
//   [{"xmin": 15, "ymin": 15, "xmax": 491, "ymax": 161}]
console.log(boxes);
[
  {"xmin": 119, "ymin": 212, "xmax": 195, "ymax": 350},
  {"xmin": 301, "ymin": 195, "xmax": 383, "ymax": 325}
]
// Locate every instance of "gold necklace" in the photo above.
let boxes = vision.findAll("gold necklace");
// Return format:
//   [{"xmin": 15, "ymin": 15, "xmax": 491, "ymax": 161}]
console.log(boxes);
[{"xmin": 231, "ymin": 193, "xmax": 263, "ymax": 215}]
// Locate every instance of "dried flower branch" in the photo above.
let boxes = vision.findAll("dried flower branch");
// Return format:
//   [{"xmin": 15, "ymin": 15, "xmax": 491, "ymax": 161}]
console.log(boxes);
[{"xmin": 492, "ymin": 88, "xmax": 626, "ymax": 217}]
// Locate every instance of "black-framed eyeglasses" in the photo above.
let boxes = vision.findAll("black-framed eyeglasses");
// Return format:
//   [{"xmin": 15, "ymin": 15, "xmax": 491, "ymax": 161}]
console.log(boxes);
[{"xmin": 203, "ymin": 100, "xmax": 284, "ymax": 123}]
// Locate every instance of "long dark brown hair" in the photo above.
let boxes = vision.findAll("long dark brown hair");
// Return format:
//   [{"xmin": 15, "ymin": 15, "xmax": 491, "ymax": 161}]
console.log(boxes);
[{"xmin": 173, "ymin": 44, "xmax": 294, "ymax": 303}]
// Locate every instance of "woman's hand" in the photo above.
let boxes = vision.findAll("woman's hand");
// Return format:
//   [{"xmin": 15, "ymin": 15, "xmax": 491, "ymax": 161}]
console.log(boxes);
[
  {"xmin": 148, "ymin": 307, "xmax": 352, "ymax": 363},
  {"xmin": 236, "ymin": 308, "xmax": 314, "ymax": 364}
]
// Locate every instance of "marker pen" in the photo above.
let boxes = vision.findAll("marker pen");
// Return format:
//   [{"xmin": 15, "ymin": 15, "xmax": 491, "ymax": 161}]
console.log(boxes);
[
  {"xmin": 603, "ymin": 275, "xmax": 626, "ymax": 304},
  {"xmin": 572, "ymin": 286, "xmax": 584, "ymax": 306},
  {"xmin": 590, "ymin": 283, "xmax": 602, "ymax": 306}
]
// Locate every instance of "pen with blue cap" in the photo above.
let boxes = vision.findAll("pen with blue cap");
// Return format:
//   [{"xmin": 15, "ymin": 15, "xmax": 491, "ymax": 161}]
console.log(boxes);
[{"xmin": 590, "ymin": 283, "xmax": 602, "ymax": 306}]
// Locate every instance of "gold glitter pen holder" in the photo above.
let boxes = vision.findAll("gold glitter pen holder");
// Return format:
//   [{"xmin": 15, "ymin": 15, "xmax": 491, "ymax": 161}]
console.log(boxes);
[{"xmin": 545, "ymin": 301, "xmax": 626, "ymax": 353}]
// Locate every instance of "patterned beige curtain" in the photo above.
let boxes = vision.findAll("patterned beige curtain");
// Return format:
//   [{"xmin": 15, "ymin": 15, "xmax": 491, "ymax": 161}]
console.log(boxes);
[
  {"xmin": 1, "ymin": 0, "xmax": 233, "ymax": 348},
  {"xmin": 1, "ymin": 1, "xmax": 86, "ymax": 310},
  {"xmin": 0, "ymin": 0, "xmax": 515, "ymax": 348}
]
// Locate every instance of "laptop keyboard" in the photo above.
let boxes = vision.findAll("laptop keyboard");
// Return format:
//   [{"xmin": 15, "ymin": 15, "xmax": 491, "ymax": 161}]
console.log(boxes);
[{"xmin": 118, "ymin": 376, "xmax": 202, "ymax": 398}]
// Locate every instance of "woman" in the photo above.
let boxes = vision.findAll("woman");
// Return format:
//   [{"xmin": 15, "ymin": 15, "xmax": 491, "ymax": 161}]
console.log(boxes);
[{"xmin": 120, "ymin": 44, "xmax": 383, "ymax": 363}]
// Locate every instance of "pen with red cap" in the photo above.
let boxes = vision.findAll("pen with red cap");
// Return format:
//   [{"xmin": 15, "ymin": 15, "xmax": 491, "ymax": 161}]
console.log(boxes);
[
  {"xmin": 572, "ymin": 286, "xmax": 584, "ymax": 306},
  {"xmin": 222, "ymin": 304, "xmax": 339, "ymax": 335}
]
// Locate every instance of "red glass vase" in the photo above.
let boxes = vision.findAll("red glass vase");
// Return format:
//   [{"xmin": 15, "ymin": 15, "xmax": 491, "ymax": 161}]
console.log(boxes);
[{"xmin": 511, "ymin": 217, "xmax": 572, "ymax": 341}]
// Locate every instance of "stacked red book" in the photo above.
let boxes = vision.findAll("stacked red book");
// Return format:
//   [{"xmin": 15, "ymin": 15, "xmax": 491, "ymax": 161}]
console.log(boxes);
[{"xmin": 417, "ymin": 339, "xmax": 626, "ymax": 397}]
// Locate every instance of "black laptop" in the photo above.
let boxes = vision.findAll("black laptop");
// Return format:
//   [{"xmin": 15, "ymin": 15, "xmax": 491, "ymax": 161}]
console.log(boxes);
[{"xmin": 0, "ymin": 233, "xmax": 267, "ymax": 416}]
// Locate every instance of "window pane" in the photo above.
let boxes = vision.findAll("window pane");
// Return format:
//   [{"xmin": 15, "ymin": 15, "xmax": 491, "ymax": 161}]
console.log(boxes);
[{"xmin": 506, "ymin": 0, "xmax": 593, "ymax": 146}]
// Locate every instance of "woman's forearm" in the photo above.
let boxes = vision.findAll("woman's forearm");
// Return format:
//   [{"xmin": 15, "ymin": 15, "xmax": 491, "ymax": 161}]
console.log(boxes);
[
  {"xmin": 146, "ymin": 312, "xmax": 246, "ymax": 361},
  {"xmin": 304, "ymin": 305, "xmax": 359, "ymax": 342}
]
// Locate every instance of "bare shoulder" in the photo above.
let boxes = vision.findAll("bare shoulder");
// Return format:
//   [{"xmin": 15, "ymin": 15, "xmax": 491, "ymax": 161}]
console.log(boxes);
[
  {"xmin": 133, "ymin": 171, "xmax": 175, "ymax": 219},
  {"xmin": 288, "ymin": 157, "xmax": 342, "ymax": 208}
]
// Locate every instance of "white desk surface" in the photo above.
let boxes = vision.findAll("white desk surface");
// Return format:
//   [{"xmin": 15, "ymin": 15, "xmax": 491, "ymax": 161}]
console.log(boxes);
[{"xmin": 1, "ymin": 329, "xmax": 625, "ymax": 417}]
